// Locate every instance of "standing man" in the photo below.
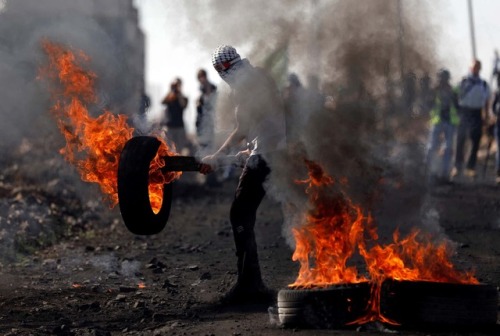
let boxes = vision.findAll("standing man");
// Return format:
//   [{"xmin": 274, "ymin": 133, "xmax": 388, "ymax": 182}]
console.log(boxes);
[
  {"xmin": 161, "ymin": 78, "xmax": 189, "ymax": 153},
  {"xmin": 426, "ymin": 69, "xmax": 459, "ymax": 185},
  {"xmin": 195, "ymin": 69, "xmax": 217, "ymax": 156},
  {"xmin": 492, "ymin": 50, "xmax": 500, "ymax": 89},
  {"xmin": 492, "ymin": 89, "xmax": 500, "ymax": 184},
  {"xmin": 452, "ymin": 60, "xmax": 490, "ymax": 179},
  {"xmin": 196, "ymin": 69, "xmax": 219, "ymax": 187},
  {"xmin": 282, "ymin": 73, "xmax": 307, "ymax": 146},
  {"xmin": 200, "ymin": 45, "xmax": 286, "ymax": 304}
]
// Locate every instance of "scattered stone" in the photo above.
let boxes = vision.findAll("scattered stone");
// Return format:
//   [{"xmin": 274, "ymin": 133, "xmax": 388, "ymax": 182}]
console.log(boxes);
[
  {"xmin": 191, "ymin": 279, "xmax": 201, "ymax": 287},
  {"xmin": 152, "ymin": 313, "xmax": 168, "ymax": 323},
  {"xmin": 115, "ymin": 294, "xmax": 127, "ymax": 302},
  {"xmin": 133, "ymin": 300, "xmax": 145, "ymax": 308},
  {"xmin": 90, "ymin": 301, "xmax": 100, "ymax": 310},
  {"xmin": 146, "ymin": 258, "xmax": 167, "ymax": 273},
  {"xmin": 119, "ymin": 286, "xmax": 136, "ymax": 293},
  {"xmin": 187, "ymin": 265, "xmax": 199, "ymax": 271},
  {"xmin": 200, "ymin": 272, "xmax": 211, "ymax": 280},
  {"xmin": 42, "ymin": 259, "xmax": 58, "ymax": 269},
  {"xmin": 78, "ymin": 329, "xmax": 111, "ymax": 336},
  {"xmin": 52, "ymin": 324, "xmax": 68, "ymax": 334},
  {"xmin": 162, "ymin": 279, "xmax": 178, "ymax": 288},
  {"xmin": 107, "ymin": 272, "xmax": 119, "ymax": 279},
  {"xmin": 91, "ymin": 285, "xmax": 101, "ymax": 292},
  {"xmin": 152, "ymin": 268, "xmax": 164, "ymax": 274}
]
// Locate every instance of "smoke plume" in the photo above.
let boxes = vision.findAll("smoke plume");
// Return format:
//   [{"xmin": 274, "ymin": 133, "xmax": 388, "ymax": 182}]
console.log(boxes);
[
  {"xmin": 0, "ymin": 0, "xmax": 143, "ymax": 185},
  {"xmin": 183, "ymin": 0, "xmax": 444, "ymax": 243}
]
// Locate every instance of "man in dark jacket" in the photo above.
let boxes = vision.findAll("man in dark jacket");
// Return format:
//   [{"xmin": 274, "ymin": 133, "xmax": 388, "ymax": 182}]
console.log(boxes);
[
  {"xmin": 492, "ymin": 89, "xmax": 500, "ymax": 184},
  {"xmin": 161, "ymin": 78, "xmax": 189, "ymax": 153}
]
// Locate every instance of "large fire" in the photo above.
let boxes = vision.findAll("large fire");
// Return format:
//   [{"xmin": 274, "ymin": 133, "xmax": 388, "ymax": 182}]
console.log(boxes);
[
  {"xmin": 290, "ymin": 159, "xmax": 478, "ymax": 324},
  {"xmin": 40, "ymin": 41, "xmax": 180, "ymax": 212},
  {"xmin": 290, "ymin": 160, "xmax": 373, "ymax": 287}
]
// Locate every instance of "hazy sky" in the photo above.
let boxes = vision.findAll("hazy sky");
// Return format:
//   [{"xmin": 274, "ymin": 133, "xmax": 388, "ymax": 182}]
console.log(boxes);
[{"xmin": 134, "ymin": 0, "xmax": 500, "ymax": 133}]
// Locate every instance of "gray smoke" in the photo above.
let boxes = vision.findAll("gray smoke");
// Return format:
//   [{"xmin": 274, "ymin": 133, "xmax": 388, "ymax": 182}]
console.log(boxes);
[
  {"xmin": 182, "ymin": 0, "xmax": 445, "ymax": 243},
  {"xmin": 0, "ymin": 0, "xmax": 143, "ymax": 187},
  {"xmin": 0, "ymin": 0, "xmax": 448, "ymax": 246}
]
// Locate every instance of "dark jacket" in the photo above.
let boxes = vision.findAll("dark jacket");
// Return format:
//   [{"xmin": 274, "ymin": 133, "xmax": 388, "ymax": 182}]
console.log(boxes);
[{"xmin": 162, "ymin": 91, "xmax": 188, "ymax": 128}]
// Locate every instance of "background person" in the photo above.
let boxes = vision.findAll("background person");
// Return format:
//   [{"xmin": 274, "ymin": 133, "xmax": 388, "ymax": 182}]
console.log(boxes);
[
  {"xmin": 492, "ymin": 88, "xmax": 500, "ymax": 184},
  {"xmin": 425, "ymin": 68, "xmax": 459, "ymax": 185},
  {"xmin": 195, "ymin": 68, "xmax": 219, "ymax": 187},
  {"xmin": 161, "ymin": 77, "xmax": 189, "ymax": 153},
  {"xmin": 452, "ymin": 60, "xmax": 490, "ymax": 180}
]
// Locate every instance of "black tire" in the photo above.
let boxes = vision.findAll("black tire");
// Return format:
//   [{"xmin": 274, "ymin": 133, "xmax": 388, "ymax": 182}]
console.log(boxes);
[
  {"xmin": 277, "ymin": 282, "xmax": 371, "ymax": 329},
  {"xmin": 117, "ymin": 136, "xmax": 173, "ymax": 235},
  {"xmin": 380, "ymin": 279, "xmax": 498, "ymax": 329}
]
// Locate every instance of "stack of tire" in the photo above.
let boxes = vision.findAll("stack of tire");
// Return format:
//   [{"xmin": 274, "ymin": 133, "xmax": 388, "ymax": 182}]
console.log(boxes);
[
  {"xmin": 277, "ymin": 280, "xmax": 498, "ymax": 330},
  {"xmin": 380, "ymin": 279, "xmax": 498, "ymax": 330},
  {"xmin": 277, "ymin": 282, "xmax": 371, "ymax": 329}
]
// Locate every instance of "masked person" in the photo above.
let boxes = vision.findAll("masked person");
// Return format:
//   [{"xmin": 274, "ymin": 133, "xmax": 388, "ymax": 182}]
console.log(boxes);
[{"xmin": 199, "ymin": 45, "xmax": 286, "ymax": 304}]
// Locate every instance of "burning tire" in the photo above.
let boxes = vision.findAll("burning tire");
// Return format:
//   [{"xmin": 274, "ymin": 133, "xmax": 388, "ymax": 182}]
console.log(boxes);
[
  {"xmin": 277, "ymin": 282, "xmax": 371, "ymax": 329},
  {"xmin": 117, "ymin": 136, "xmax": 173, "ymax": 235},
  {"xmin": 380, "ymin": 279, "xmax": 498, "ymax": 329}
]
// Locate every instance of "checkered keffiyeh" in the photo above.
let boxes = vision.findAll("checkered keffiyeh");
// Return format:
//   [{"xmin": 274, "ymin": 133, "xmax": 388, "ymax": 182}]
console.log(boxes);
[{"xmin": 212, "ymin": 45, "xmax": 241, "ymax": 79}]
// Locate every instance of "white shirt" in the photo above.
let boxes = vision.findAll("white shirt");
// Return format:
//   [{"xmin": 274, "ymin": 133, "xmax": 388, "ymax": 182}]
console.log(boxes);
[{"xmin": 459, "ymin": 74, "xmax": 490, "ymax": 109}]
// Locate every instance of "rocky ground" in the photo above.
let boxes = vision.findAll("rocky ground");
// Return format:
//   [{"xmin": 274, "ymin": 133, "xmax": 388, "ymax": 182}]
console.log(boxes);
[{"xmin": 0, "ymin": 140, "xmax": 498, "ymax": 336}]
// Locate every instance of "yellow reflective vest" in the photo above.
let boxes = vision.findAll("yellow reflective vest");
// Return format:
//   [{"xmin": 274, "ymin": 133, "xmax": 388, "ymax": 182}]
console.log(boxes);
[{"xmin": 430, "ymin": 86, "xmax": 459, "ymax": 126}]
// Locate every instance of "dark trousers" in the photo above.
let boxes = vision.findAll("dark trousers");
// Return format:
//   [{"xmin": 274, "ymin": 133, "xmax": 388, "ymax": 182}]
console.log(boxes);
[
  {"xmin": 230, "ymin": 155, "xmax": 270, "ymax": 284},
  {"xmin": 455, "ymin": 108, "xmax": 483, "ymax": 171},
  {"xmin": 495, "ymin": 119, "xmax": 500, "ymax": 173}
]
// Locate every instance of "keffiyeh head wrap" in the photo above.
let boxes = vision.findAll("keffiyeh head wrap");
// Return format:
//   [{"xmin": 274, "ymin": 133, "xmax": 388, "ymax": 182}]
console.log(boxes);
[{"xmin": 212, "ymin": 45, "xmax": 242, "ymax": 80}]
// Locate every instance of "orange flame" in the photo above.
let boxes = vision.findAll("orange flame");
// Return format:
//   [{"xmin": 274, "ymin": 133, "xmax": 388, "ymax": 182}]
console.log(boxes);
[
  {"xmin": 40, "ymin": 40, "xmax": 180, "ymax": 212},
  {"xmin": 290, "ymin": 159, "xmax": 478, "ymax": 325},
  {"xmin": 290, "ymin": 160, "xmax": 372, "ymax": 287},
  {"xmin": 359, "ymin": 229, "xmax": 478, "ymax": 284},
  {"xmin": 138, "ymin": 282, "xmax": 146, "ymax": 289}
]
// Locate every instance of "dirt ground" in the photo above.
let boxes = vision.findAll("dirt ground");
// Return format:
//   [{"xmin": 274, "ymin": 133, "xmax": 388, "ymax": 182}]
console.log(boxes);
[{"xmin": 0, "ymin": 145, "xmax": 499, "ymax": 336}]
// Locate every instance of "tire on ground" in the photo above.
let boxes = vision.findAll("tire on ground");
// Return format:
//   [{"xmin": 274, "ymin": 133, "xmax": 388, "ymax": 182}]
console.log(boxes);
[
  {"xmin": 380, "ymin": 279, "xmax": 498, "ymax": 329},
  {"xmin": 277, "ymin": 282, "xmax": 371, "ymax": 329},
  {"xmin": 118, "ymin": 136, "xmax": 173, "ymax": 235}
]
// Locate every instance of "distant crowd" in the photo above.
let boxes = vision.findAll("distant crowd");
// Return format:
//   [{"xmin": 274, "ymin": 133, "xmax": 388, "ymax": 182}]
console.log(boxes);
[
  {"xmin": 424, "ymin": 56, "xmax": 500, "ymax": 185},
  {"xmin": 136, "ymin": 52, "xmax": 500, "ymax": 187}
]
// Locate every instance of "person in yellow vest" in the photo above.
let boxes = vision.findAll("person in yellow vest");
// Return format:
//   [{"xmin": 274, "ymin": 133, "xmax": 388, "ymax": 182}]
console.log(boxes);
[{"xmin": 425, "ymin": 68, "xmax": 459, "ymax": 184}]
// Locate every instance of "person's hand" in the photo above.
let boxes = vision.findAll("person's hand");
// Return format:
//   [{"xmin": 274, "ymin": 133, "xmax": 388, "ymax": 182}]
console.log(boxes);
[
  {"xmin": 199, "ymin": 155, "xmax": 217, "ymax": 175},
  {"xmin": 483, "ymin": 113, "xmax": 495, "ymax": 128},
  {"xmin": 235, "ymin": 149, "xmax": 251, "ymax": 166},
  {"xmin": 489, "ymin": 114, "xmax": 498, "ymax": 126}
]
